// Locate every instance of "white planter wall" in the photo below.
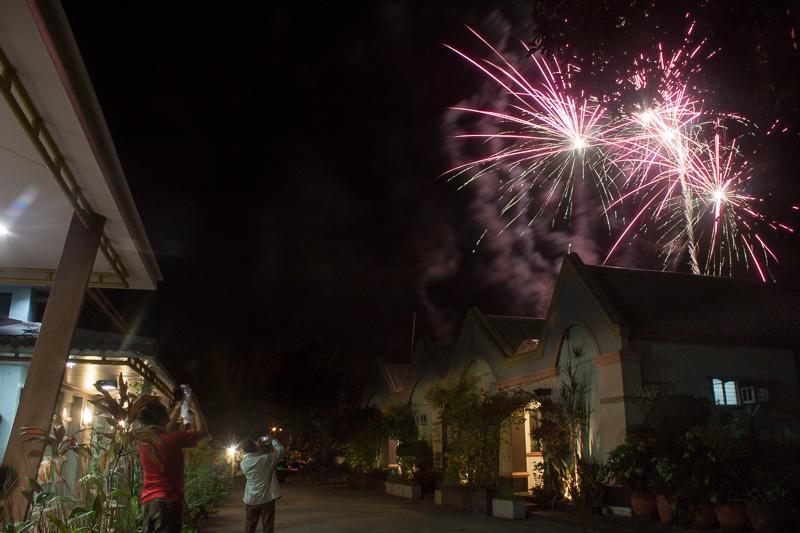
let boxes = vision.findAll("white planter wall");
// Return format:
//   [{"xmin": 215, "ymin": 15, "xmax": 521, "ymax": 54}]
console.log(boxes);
[
  {"xmin": 492, "ymin": 498, "xmax": 526, "ymax": 520},
  {"xmin": 384, "ymin": 481, "xmax": 421, "ymax": 499}
]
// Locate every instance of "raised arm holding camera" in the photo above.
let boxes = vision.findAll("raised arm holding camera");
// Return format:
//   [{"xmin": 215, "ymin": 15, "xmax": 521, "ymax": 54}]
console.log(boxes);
[
  {"xmin": 240, "ymin": 434, "xmax": 284, "ymax": 533},
  {"xmin": 137, "ymin": 385, "xmax": 207, "ymax": 533}
]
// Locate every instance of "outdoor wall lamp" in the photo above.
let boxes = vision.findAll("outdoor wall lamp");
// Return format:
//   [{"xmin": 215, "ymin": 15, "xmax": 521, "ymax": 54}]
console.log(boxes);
[{"xmin": 81, "ymin": 407, "xmax": 93, "ymax": 427}]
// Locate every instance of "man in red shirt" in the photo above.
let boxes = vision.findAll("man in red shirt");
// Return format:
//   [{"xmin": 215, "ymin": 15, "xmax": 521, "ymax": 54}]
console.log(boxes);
[{"xmin": 137, "ymin": 391, "xmax": 207, "ymax": 533}]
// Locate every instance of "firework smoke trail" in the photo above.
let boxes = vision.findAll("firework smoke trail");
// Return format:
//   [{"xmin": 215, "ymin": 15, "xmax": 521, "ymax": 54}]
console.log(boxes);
[{"xmin": 446, "ymin": 27, "xmax": 796, "ymax": 281}]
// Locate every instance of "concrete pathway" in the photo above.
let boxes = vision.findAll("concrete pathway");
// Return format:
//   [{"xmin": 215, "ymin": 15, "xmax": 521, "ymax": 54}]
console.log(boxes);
[{"xmin": 203, "ymin": 482, "xmax": 594, "ymax": 532}]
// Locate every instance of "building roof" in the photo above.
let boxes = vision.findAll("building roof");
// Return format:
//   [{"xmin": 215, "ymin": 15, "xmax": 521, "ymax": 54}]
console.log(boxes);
[
  {"xmin": 569, "ymin": 254, "xmax": 800, "ymax": 345},
  {"xmin": 483, "ymin": 314, "xmax": 544, "ymax": 354},
  {"xmin": 0, "ymin": 317, "xmax": 157, "ymax": 357},
  {"xmin": 0, "ymin": 1, "xmax": 160, "ymax": 289}
]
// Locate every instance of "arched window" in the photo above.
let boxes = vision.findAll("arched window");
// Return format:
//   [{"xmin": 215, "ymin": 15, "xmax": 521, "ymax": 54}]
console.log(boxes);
[
  {"xmin": 462, "ymin": 358, "xmax": 497, "ymax": 393},
  {"xmin": 557, "ymin": 324, "xmax": 600, "ymax": 367}
]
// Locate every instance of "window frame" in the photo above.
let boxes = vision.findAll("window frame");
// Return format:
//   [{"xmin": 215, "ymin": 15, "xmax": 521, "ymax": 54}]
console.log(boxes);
[{"xmin": 711, "ymin": 377, "xmax": 740, "ymax": 406}]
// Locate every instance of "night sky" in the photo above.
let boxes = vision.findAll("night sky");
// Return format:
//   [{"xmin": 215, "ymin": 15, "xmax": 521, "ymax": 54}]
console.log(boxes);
[
  {"xmin": 61, "ymin": 2, "xmax": 800, "ymax": 420},
  {"xmin": 62, "ymin": 2, "xmax": 540, "ymax": 372}
]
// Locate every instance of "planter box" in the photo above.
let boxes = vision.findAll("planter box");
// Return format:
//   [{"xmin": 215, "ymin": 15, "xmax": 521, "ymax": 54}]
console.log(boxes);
[
  {"xmin": 434, "ymin": 489, "xmax": 442, "ymax": 506},
  {"xmin": 441, "ymin": 486, "xmax": 493, "ymax": 516},
  {"xmin": 384, "ymin": 481, "xmax": 421, "ymax": 499},
  {"xmin": 492, "ymin": 498, "xmax": 526, "ymax": 520}
]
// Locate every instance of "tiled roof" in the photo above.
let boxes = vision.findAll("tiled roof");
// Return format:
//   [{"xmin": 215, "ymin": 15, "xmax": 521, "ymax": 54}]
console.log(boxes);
[
  {"xmin": 0, "ymin": 318, "xmax": 157, "ymax": 357},
  {"xmin": 577, "ymin": 257, "xmax": 800, "ymax": 344}
]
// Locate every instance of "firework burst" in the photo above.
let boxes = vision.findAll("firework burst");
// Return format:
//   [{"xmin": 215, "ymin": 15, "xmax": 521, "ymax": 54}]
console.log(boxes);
[
  {"xmin": 446, "ymin": 26, "xmax": 795, "ymax": 281},
  {"xmin": 445, "ymin": 29, "xmax": 618, "ymax": 232}
]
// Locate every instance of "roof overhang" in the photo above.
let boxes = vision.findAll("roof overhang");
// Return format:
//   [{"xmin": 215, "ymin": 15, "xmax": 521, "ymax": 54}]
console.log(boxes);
[{"xmin": 0, "ymin": 0, "xmax": 160, "ymax": 289}]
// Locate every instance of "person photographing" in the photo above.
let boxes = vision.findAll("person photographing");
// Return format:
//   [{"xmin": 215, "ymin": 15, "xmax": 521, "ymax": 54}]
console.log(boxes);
[
  {"xmin": 241, "ymin": 434, "xmax": 284, "ymax": 533},
  {"xmin": 137, "ymin": 385, "xmax": 207, "ymax": 533}
]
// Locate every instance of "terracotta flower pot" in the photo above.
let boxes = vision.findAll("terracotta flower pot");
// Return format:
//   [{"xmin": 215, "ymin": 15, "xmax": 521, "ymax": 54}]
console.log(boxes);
[
  {"xmin": 692, "ymin": 502, "xmax": 718, "ymax": 528},
  {"xmin": 715, "ymin": 501, "xmax": 748, "ymax": 530},
  {"xmin": 746, "ymin": 501, "xmax": 773, "ymax": 532},
  {"xmin": 629, "ymin": 491, "xmax": 657, "ymax": 520},
  {"xmin": 655, "ymin": 494, "xmax": 673, "ymax": 524}
]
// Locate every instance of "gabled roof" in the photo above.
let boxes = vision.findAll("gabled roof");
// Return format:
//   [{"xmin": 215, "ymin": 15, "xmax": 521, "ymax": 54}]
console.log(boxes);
[
  {"xmin": 379, "ymin": 361, "xmax": 412, "ymax": 394},
  {"xmin": 483, "ymin": 314, "xmax": 544, "ymax": 355},
  {"xmin": 464, "ymin": 308, "xmax": 543, "ymax": 357},
  {"xmin": 567, "ymin": 254, "xmax": 800, "ymax": 345},
  {"xmin": 373, "ymin": 337, "xmax": 455, "ymax": 396}
]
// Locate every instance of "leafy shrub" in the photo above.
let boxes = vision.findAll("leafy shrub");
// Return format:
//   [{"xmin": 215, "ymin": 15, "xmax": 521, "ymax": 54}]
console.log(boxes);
[
  {"xmin": 183, "ymin": 438, "xmax": 230, "ymax": 528},
  {"xmin": 426, "ymin": 374, "xmax": 533, "ymax": 489}
]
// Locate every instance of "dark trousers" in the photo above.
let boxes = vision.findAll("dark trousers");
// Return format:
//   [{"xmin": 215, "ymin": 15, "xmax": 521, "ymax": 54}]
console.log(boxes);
[
  {"xmin": 245, "ymin": 499, "xmax": 276, "ymax": 533},
  {"xmin": 142, "ymin": 499, "xmax": 182, "ymax": 533}
]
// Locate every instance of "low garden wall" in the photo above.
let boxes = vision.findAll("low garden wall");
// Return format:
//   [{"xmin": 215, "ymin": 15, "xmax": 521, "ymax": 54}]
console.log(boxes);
[
  {"xmin": 384, "ymin": 481, "xmax": 421, "ymax": 499},
  {"xmin": 440, "ymin": 486, "xmax": 493, "ymax": 515}
]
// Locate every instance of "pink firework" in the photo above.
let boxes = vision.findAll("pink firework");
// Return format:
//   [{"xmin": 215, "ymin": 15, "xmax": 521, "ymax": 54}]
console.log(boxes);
[
  {"xmin": 444, "ymin": 28, "xmax": 617, "ymax": 229},
  {"xmin": 447, "ymin": 27, "xmax": 795, "ymax": 281}
]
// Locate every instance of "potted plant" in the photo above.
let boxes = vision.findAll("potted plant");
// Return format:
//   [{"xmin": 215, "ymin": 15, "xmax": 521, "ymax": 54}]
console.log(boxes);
[
  {"xmin": 745, "ymin": 461, "xmax": 799, "ymax": 532},
  {"xmin": 711, "ymin": 471, "xmax": 748, "ymax": 530},
  {"xmin": 604, "ymin": 437, "xmax": 657, "ymax": 520},
  {"xmin": 576, "ymin": 458, "xmax": 606, "ymax": 515},
  {"xmin": 652, "ymin": 456, "xmax": 677, "ymax": 524},
  {"xmin": 674, "ymin": 429, "xmax": 718, "ymax": 528},
  {"xmin": 491, "ymin": 485, "xmax": 525, "ymax": 520}
]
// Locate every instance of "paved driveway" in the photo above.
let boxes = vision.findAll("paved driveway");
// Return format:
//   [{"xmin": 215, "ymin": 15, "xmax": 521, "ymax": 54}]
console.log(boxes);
[{"xmin": 203, "ymin": 483, "xmax": 590, "ymax": 532}]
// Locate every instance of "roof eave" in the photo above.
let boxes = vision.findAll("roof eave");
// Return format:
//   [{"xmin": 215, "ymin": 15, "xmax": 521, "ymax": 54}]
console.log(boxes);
[{"xmin": 26, "ymin": 0, "xmax": 162, "ymax": 287}]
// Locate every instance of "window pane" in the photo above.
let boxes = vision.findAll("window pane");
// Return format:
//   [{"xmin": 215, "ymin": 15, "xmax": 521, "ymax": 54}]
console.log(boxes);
[
  {"xmin": 724, "ymin": 381, "xmax": 738, "ymax": 405},
  {"xmin": 712, "ymin": 379, "xmax": 725, "ymax": 405},
  {"xmin": 0, "ymin": 293, "xmax": 11, "ymax": 318}
]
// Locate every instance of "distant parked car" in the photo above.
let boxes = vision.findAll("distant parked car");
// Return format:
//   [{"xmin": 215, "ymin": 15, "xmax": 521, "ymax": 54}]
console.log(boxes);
[{"xmin": 288, "ymin": 460, "xmax": 303, "ymax": 472}]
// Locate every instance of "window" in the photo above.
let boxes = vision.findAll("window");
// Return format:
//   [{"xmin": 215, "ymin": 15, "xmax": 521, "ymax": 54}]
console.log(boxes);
[
  {"xmin": 712, "ymin": 378, "xmax": 739, "ymax": 406},
  {"xmin": 0, "ymin": 293, "xmax": 11, "ymax": 317},
  {"xmin": 415, "ymin": 414, "xmax": 427, "ymax": 426},
  {"xmin": 740, "ymin": 386, "xmax": 756, "ymax": 404}
]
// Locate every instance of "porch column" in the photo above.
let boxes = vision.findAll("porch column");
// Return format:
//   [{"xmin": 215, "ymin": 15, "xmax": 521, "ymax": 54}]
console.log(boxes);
[
  {"xmin": 594, "ymin": 350, "xmax": 642, "ymax": 460},
  {"xmin": 2, "ymin": 212, "xmax": 104, "ymax": 519},
  {"xmin": 499, "ymin": 415, "xmax": 529, "ymax": 491}
]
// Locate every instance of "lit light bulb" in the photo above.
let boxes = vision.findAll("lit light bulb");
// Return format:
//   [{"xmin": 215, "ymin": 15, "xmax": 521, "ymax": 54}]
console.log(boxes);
[
  {"xmin": 227, "ymin": 445, "xmax": 237, "ymax": 458},
  {"xmin": 66, "ymin": 361, "xmax": 76, "ymax": 368},
  {"xmin": 0, "ymin": 223, "xmax": 9, "ymax": 237},
  {"xmin": 81, "ymin": 407, "xmax": 93, "ymax": 427}
]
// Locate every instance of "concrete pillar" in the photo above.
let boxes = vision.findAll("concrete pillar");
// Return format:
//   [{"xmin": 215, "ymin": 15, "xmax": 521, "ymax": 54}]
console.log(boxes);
[
  {"xmin": 593, "ymin": 350, "xmax": 642, "ymax": 460},
  {"xmin": 2, "ymin": 212, "xmax": 104, "ymax": 519},
  {"xmin": 499, "ymin": 414, "xmax": 529, "ymax": 491}
]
